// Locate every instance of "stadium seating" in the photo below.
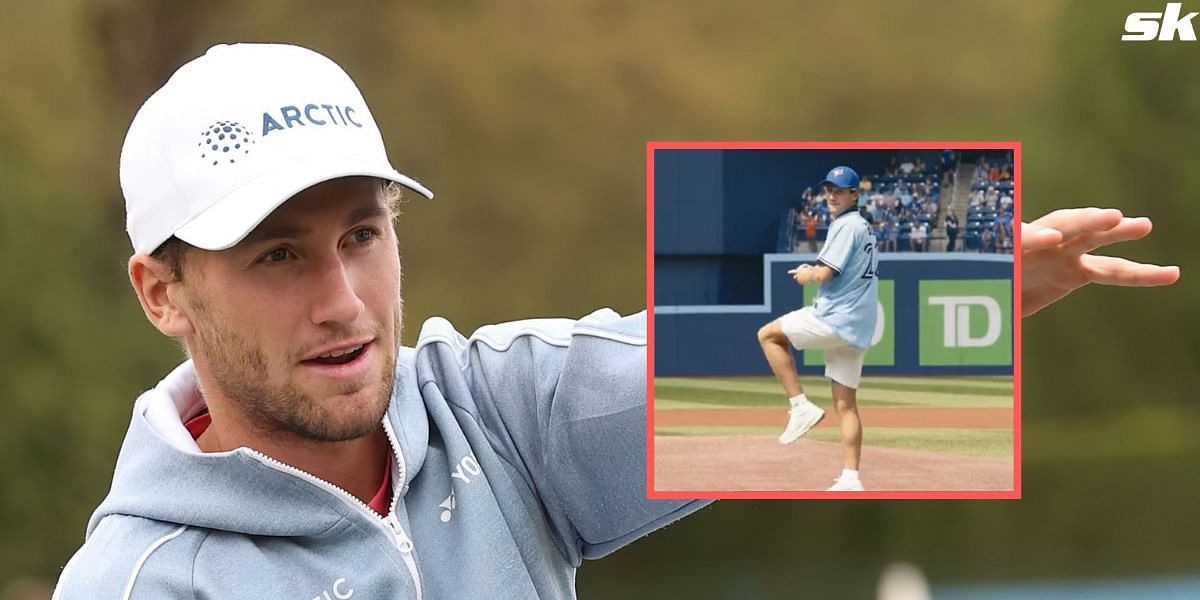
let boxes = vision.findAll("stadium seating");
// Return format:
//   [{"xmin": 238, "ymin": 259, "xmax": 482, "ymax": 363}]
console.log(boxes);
[{"xmin": 774, "ymin": 151, "xmax": 1011, "ymax": 254}]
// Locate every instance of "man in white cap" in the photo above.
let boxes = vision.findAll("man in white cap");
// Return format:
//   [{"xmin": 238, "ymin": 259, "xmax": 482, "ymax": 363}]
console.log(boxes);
[{"xmin": 53, "ymin": 43, "xmax": 706, "ymax": 599}]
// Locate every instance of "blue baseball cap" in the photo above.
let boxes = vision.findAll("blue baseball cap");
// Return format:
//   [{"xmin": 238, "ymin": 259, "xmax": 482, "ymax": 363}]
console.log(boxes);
[{"xmin": 819, "ymin": 166, "xmax": 860, "ymax": 190}]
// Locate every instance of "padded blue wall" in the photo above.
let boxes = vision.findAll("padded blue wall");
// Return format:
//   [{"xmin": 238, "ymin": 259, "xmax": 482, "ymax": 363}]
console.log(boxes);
[{"xmin": 655, "ymin": 254, "xmax": 1014, "ymax": 377}]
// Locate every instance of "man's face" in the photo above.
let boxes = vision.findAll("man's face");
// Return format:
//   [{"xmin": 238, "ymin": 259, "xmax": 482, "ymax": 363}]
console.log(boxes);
[
  {"xmin": 179, "ymin": 177, "xmax": 401, "ymax": 442},
  {"xmin": 823, "ymin": 185, "xmax": 857, "ymax": 214}
]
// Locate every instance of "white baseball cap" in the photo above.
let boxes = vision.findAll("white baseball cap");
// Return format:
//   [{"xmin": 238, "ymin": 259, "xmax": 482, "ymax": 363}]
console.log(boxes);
[{"xmin": 120, "ymin": 43, "xmax": 434, "ymax": 255}]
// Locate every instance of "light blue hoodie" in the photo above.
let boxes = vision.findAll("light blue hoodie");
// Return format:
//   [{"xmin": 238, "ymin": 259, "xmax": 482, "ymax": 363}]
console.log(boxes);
[{"xmin": 54, "ymin": 309, "xmax": 707, "ymax": 599}]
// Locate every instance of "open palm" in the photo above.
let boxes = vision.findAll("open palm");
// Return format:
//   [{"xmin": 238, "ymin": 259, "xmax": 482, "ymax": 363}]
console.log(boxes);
[{"xmin": 1022, "ymin": 208, "xmax": 1180, "ymax": 317}]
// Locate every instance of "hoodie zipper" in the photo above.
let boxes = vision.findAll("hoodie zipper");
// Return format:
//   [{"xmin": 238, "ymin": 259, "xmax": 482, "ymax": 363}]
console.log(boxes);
[
  {"xmin": 381, "ymin": 418, "xmax": 422, "ymax": 594},
  {"xmin": 245, "ymin": 419, "xmax": 422, "ymax": 600}
]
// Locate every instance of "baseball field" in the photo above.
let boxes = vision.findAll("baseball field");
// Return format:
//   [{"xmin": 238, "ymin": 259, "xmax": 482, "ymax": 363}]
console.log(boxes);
[{"xmin": 653, "ymin": 375, "xmax": 1015, "ymax": 492}]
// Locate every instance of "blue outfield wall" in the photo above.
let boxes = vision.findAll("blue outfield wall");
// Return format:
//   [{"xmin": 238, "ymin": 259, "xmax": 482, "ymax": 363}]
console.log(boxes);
[
  {"xmin": 654, "ymin": 148, "xmax": 946, "ymax": 307},
  {"xmin": 654, "ymin": 254, "xmax": 1015, "ymax": 377}
]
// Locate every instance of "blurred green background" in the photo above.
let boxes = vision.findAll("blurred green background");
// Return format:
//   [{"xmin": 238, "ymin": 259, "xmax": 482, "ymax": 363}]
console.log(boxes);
[{"xmin": 2, "ymin": 0, "xmax": 1198, "ymax": 598}]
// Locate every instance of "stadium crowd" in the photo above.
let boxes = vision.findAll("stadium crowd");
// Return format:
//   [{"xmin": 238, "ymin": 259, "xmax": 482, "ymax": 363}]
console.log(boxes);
[{"xmin": 781, "ymin": 151, "xmax": 1015, "ymax": 254}]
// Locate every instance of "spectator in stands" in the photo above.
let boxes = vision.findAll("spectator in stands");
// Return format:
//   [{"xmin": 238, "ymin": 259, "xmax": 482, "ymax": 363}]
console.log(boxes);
[
  {"xmin": 866, "ymin": 194, "xmax": 883, "ymax": 223},
  {"xmin": 900, "ymin": 157, "xmax": 915, "ymax": 176},
  {"xmin": 1000, "ymin": 164, "xmax": 1012, "ymax": 181},
  {"xmin": 886, "ymin": 156, "xmax": 899, "ymax": 177},
  {"xmin": 982, "ymin": 225, "xmax": 995, "ymax": 253},
  {"xmin": 899, "ymin": 184, "xmax": 913, "ymax": 209},
  {"xmin": 973, "ymin": 158, "xmax": 989, "ymax": 184},
  {"xmin": 886, "ymin": 218, "xmax": 899, "ymax": 252},
  {"xmin": 989, "ymin": 163, "xmax": 1000, "ymax": 182},
  {"xmin": 801, "ymin": 186, "xmax": 815, "ymax": 212},
  {"xmin": 915, "ymin": 157, "xmax": 926, "ymax": 174},
  {"xmin": 945, "ymin": 207, "xmax": 960, "ymax": 252},
  {"xmin": 874, "ymin": 221, "xmax": 887, "ymax": 251},
  {"xmin": 993, "ymin": 218, "xmax": 1008, "ymax": 253},
  {"xmin": 805, "ymin": 211, "xmax": 818, "ymax": 253},
  {"xmin": 860, "ymin": 177, "xmax": 872, "ymax": 193},
  {"xmin": 910, "ymin": 219, "xmax": 927, "ymax": 252},
  {"xmin": 998, "ymin": 210, "xmax": 1014, "ymax": 253},
  {"xmin": 941, "ymin": 149, "xmax": 955, "ymax": 173}
]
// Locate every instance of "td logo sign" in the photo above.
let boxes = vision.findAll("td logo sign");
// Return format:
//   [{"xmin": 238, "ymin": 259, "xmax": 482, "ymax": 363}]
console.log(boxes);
[
  {"xmin": 919, "ymin": 280, "xmax": 1011, "ymax": 366},
  {"xmin": 929, "ymin": 295, "xmax": 1003, "ymax": 348}
]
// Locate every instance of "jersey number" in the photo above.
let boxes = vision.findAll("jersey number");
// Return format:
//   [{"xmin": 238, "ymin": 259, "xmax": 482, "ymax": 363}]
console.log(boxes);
[{"xmin": 861, "ymin": 242, "xmax": 877, "ymax": 279}]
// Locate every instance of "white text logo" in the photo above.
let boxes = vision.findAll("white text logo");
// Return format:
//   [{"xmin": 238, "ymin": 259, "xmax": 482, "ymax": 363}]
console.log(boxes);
[
  {"xmin": 928, "ymin": 296, "xmax": 1002, "ymax": 348},
  {"xmin": 311, "ymin": 577, "xmax": 353, "ymax": 600},
  {"xmin": 1123, "ymin": 3, "xmax": 1198, "ymax": 40},
  {"xmin": 450, "ymin": 452, "xmax": 481, "ymax": 484},
  {"xmin": 439, "ymin": 492, "xmax": 456, "ymax": 523},
  {"xmin": 440, "ymin": 452, "xmax": 481, "ymax": 523}
]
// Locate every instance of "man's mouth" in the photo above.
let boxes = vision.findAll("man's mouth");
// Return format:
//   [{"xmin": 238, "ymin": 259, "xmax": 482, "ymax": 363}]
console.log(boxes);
[
  {"xmin": 301, "ymin": 339, "xmax": 373, "ymax": 367},
  {"xmin": 307, "ymin": 344, "xmax": 365, "ymax": 365}
]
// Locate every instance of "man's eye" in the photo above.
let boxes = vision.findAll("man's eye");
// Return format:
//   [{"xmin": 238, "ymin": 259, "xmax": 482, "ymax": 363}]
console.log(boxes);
[
  {"xmin": 352, "ymin": 228, "xmax": 377, "ymax": 243},
  {"xmin": 261, "ymin": 248, "xmax": 291, "ymax": 263}
]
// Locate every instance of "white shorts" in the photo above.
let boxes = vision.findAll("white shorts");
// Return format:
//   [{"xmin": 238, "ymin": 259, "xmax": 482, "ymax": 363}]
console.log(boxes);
[{"xmin": 778, "ymin": 307, "xmax": 866, "ymax": 389}]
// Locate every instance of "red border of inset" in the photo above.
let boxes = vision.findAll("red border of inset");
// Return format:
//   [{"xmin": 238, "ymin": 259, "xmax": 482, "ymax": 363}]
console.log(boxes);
[{"xmin": 646, "ymin": 141, "xmax": 1022, "ymax": 500}]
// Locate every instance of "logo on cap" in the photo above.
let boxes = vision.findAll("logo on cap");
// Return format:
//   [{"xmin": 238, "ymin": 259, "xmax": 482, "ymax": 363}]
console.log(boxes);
[
  {"xmin": 261, "ymin": 103, "xmax": 364, "ymax": 137},
  {"xmin": 197, "ymin": 121, "xmax": 255, "ymax": 166},
  {"xmin": 833, "ymin": 168, "xmax": 844, "ymax": 177}
]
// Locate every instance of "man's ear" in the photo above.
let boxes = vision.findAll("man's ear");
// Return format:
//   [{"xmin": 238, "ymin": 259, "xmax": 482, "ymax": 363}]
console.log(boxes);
[{"xmin": 129, "ymin": 254, "xmax": 195, "ymax": 337}]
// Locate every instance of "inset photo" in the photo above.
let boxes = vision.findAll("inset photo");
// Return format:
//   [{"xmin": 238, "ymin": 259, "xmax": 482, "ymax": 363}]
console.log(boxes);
[{"xmin": 647, "ymin": 142, "xmax": 1019, "ymax": 499}]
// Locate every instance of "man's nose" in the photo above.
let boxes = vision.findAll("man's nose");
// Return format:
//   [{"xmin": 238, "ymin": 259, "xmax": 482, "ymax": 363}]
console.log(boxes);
[{"xmin": 310, "ymin": 255, "xmax": 365, "ymax": 326}]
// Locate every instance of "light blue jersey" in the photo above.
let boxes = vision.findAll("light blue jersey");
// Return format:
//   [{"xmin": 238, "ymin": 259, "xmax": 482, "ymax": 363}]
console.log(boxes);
[{"xmin": 814, "ymin": 209, "xmax": 879, "ymax": 349}]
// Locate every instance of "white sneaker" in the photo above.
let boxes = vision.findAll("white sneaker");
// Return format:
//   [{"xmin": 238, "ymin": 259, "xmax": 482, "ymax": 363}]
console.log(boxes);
[
  {"xmin": 777, "ymin": 401, "xmax": 825, "ymax": 444},
  {"xmin": 826, "ymin": 476, "xmax": 865, "ymax": 492}
]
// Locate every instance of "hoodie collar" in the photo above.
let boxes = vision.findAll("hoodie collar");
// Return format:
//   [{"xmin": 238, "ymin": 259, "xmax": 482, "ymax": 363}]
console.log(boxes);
[{"xmin": 88, "ymin": 349, "xmax": 428, "ymax": 538}]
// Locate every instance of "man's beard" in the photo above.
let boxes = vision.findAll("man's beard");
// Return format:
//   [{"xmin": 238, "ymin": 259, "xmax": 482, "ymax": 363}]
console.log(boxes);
[{"xmin": 191, "ymin": 305, "xmax": 401, "ymax": 443}]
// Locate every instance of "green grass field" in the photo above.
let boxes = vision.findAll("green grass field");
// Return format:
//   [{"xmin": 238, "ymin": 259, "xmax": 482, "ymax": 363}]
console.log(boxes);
[
  {"xmin": 654, "ymin": 375, "xmax": 1013, "ymax": 410},
  {"xmin": 655, "ymin": 375, "xmax": 1014, "ymax": 460}
]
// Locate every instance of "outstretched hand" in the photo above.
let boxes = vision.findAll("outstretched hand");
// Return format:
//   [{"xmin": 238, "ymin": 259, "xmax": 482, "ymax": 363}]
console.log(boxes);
[{"xmin": 1022, "ymin": 208, "xmax": 1180, "ymax": 317}]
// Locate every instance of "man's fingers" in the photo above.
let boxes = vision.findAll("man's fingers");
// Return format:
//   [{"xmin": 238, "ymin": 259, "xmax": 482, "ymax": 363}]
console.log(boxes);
[
  {"xmin": 1080, "ymin": 255, "xmax": 1181, "ymax": 287},
  {"xmin": 1031, "ymin": 208, "xmax": 1124, "ymax": 239},
  {"xmin": 1020, "ymin": 222, "xmax": 1063, "ymax": 251},
  {"xmin": 1061, "ymin": 217, "xmax": 1153, "ymax": 255}
]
